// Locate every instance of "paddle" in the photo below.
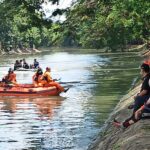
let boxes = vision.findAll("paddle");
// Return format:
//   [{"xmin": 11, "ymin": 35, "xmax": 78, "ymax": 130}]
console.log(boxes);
[
  {"xmin": 53, "ymin": 78, "xmax": 61, "ymax": 82},
  {"xmin": 59, "ymin": 81, "xmax": 81, "ymax": 84}
]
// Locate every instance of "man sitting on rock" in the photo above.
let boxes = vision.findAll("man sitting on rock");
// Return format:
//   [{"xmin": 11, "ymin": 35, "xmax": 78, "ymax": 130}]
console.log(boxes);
[
  {"xmin": 114, "ymin": 98, "xmax": 150, "ymax": 128},
  {"xmin": 114, "ymin": 63, "xmax": 150, "ymax": 128},
  {"xmin": 129, "ymin": 63, "xmax": 150, "ymax": 112}
]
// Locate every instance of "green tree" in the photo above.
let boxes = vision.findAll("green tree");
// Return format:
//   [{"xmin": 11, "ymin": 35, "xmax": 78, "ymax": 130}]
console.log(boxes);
[{"xmin": 56, "ymin": 0, "xmax": 150, "ymax": 50}]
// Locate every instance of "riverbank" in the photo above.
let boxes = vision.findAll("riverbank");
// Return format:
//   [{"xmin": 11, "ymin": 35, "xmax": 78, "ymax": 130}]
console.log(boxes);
[
  {"xmin": 40, "ymin": 44, "xmax": 148, "ymax": 53},
  {"xmin": 0, "ymin": 46, "xmax": 145, "ymax": 149},
  {"xmin": 88, "ymin": 84, "xmax": 150, "ymax": 150},
  {"xmin": 0, "ymin": 48, "xmax": 41, "ymax": 55},
  {"xmin": 0, "ymin": 44, "xmax": 148, "ymax": 56},
  {"xmin": 88, "ymin": 46, "xmax": 150, "ymax": 150}
]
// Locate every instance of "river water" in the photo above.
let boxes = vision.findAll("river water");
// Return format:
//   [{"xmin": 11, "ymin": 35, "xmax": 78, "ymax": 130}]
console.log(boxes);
[{"xmin": 0, "ymin": 50, "xmax": 142, "ymax": 150}]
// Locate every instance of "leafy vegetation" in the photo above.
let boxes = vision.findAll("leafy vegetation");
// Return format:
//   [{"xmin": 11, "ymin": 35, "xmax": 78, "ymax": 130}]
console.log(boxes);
[
  {"xmin": 59, "ymin": 0, "xmax": 150, "ymax": 50},
  {"xmin": 0, "ymin": 0, "xmax": 149, "ymax": 51},
  {"xmin": 0, "ymin": 0, "xmax": 61, "ymax": 51}
]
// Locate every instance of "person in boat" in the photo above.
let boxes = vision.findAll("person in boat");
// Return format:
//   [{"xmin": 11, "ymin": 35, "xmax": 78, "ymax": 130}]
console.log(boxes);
[
  {"xmin": 33, "ymin": 59, "xmax": 39, "ymax": 69},
  {"xmin": 32, "ymin": 67, "xmax": 43, "ymax": 87},
  {"xmin": 14, "ymin": 60, "xmax": 21, "ymax": 70},
  {"xmin": 30, "ymin": 59, "xmax": 39, "ymax": 69},
  {"xmin": 114, "ymin": 63, "xmax": 150, "ymax": 128},
  {"xmin": 114, "ymin": 98, "xmax": 150, "ymax": 128},
  {"xmin": 41, "ymin": 67, "xmax": 69, "ymax": 92},
  {"xmin": 19, "ymin": 59, "xmax": 23, "ymax": 67},
  {"xmin": 23, "ymin": 59, "xmax": 29, "ymax": 69},
  {"xmin": 14, "ymin": 60, "xmax": 20, "ymax": 70},
  {"xmin": 2, "ymin": 68, "xmax": 18, "ymax": 85}
]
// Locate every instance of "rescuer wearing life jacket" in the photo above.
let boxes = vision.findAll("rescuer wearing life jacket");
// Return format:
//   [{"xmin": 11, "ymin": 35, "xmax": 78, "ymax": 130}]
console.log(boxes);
[
  {"xmin": 41, "ymin": 67, "xmax": 69, "ymax": 92},
  {"xmin": 2, "ymin": 68, "xmax": 18, "ymax": 85},
  {"xmin": 32, "ymin": 67, "xmax": 43, "ymax": 87}
]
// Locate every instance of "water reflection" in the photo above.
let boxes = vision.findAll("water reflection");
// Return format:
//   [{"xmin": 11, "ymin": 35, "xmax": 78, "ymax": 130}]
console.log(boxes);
[
  {"xmin": 33, "ymin": 97, "xmax": 64, "ymax": 119},
  {"xmin": 0, "ymin": 96, "xmax": 65, "ymax": 149},
  {"xmin": 0, "ymin": 51, "xmax": 142, "ymax": 150},
  {"xmin": 0, "ymin": 96, "xmax": 64, "ymax": 118}
]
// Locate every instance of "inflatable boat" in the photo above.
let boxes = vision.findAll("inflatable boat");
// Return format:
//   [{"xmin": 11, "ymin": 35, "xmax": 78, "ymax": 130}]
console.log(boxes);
[
  {"xmin": 0, "ymin": 84, "xmax": 60, "ymax": 96},
  {"xmin": 15, "ymin": 68, "xmax": 37, "ymax": 72}
]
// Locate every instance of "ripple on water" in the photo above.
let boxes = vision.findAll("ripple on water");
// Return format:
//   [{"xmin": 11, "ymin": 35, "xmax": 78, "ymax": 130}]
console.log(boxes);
[{"xmin": 0, "ymin": 52, "xmax": 141, "ymax": 150}]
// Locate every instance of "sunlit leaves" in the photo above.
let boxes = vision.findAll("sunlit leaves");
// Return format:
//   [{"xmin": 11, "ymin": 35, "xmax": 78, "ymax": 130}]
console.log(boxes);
[
  {"xmin": 58, "ymin": 0, "xmax": 150, "ymax": 49},
  {"xmin": 0, "ymin": 0, "xmax": 63, "ymax": 50}
]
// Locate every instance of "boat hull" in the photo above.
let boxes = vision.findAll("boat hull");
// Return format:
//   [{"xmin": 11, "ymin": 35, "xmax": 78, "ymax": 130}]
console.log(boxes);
[
  {"xmin": 15, "ymin": 68, "xmax": 37, "ymax": 72},
  {"xmin": 0, "ymin": 84, "xmax": 60, "ymax": 96}
]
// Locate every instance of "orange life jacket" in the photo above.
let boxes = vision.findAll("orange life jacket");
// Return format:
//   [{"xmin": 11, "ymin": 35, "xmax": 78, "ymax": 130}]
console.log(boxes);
[
  {"xmin": 33, "ymin": 73, "xmax": 43, "ymax": 83},
  {"xmin": 42, "ymin": 71, "xmax": 53, "ymax": 83},
  {"xmin": 5, "ymin": 73, "xmax": 17, "ymax": 83}
]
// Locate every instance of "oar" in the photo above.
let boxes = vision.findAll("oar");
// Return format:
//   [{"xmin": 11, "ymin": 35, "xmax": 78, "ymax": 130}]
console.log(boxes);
[
  {"xmin": 63, "ymin": 84, "xmax": 73, "ymax": 88},
  {"xmin": 59, "ymin": 81, "xmax": 81, "ymax": 84},
  {"xmin": 53, "ymin": 78, "xmax": 61, "ymax": 82}
]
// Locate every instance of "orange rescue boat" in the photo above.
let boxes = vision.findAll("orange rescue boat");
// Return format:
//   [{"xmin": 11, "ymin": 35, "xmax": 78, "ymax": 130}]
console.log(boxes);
[{"xmin": 0, "ymin": 84, "xmax": 61, "ymax": 96}]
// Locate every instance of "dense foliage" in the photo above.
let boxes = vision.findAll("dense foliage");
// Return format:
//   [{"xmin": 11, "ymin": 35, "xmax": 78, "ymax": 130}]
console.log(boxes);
[
  {"xmin": 0, "ymin": 0, "xmax": 62, "ymax": 51},
  {"xmin": 58, "ymin": 0, "xmax": 150, "ymax": 50},
  {"xmin": 0, "ymin": 0, "xmax": 149, "ymax": 51}
]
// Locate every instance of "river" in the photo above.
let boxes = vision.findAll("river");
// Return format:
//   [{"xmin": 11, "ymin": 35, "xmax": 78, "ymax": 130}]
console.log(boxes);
[{"xmin": 0, "ymin": 50, "xmax": 142, "ymax": 150}]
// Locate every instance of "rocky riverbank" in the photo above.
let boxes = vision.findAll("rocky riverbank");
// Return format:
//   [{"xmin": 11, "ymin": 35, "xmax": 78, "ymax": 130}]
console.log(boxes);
[
  {"xmin": 0, "ymin": 48, "xmax": 41, "ymax": 55},
  {"xmin": 1, "ymin": 43, "xmax": 149, "ymax": 56},
  {"xmin": 88, "ymin": 85, "xmax": 150, "ymax": 150},
  {"xmin": 88, "ymin": 44, "xmax": 150, "ymax": 150}
]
